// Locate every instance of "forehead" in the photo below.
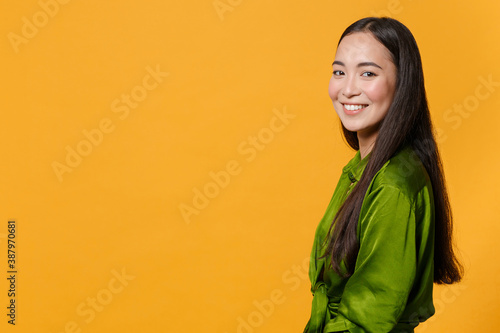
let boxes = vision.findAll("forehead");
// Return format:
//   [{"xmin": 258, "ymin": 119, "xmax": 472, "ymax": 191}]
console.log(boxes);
[{"xmin": 335, "ymin": 32, "xmax": 393, "ymax": 64}]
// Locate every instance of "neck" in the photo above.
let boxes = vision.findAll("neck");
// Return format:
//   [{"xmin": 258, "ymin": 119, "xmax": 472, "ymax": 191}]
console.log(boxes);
[{"xmin": 357, "ymin": 131, "xmax": 378, "ymax": 159}]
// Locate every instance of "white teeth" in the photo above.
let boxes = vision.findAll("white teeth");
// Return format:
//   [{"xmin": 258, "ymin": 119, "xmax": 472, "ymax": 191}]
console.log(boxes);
[{"xmin": 344, "ymin": 104, "xmax": 367, "ymax": 111}]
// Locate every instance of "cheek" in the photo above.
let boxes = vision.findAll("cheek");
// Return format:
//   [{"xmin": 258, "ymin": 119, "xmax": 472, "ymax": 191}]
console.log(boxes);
[
  {"xmin": 328, "ymin": 78, "xmax": 340, "ymax": 100},
  {"xmin": 364, "ymin": 81, "xmax": 394, "ymax": 105}
]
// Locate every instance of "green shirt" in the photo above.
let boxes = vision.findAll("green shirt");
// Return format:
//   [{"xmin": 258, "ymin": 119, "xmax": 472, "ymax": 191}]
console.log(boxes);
[{"xmin": 304, "ymin": 146, "xmax": 435, "ymax": 333}]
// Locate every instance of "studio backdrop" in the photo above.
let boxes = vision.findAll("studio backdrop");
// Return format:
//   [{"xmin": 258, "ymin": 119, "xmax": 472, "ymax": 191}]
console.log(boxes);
[{"xmin": 1, "ymin": 0, "xmax": 499, "ymax": 332}]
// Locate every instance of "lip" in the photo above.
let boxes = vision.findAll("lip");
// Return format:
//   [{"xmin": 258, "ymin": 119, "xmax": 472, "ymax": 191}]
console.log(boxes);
[{"xmin": 342, "ymin": 103, "xmax": 368, "ymax": 115}]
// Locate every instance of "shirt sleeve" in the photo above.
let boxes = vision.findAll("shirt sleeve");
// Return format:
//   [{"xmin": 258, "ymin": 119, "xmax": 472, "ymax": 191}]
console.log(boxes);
[{"xmin": 326, "ymin": 184, "xmax": 417, "ymax": 333}]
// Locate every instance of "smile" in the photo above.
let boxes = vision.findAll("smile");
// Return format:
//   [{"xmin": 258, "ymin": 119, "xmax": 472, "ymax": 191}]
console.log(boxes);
[{"xmin": 343, "ymin": 104, "xmax": 368, "ymax": 111}]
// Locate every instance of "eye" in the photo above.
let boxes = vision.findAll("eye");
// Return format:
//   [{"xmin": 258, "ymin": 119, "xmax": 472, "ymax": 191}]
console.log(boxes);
[
  {"xmin": 361, "ymin": 71, "xmax": 377, "ymax": 77},
  {"xmin": 332, "ymin": 70, "xmax": 344, "ymax": 76}
]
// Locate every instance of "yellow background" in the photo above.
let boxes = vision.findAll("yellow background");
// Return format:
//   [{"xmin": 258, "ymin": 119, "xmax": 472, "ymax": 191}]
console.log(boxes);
[{"xmin": 1, "ymin": 0, "xmax": 499, "ymax": 332}]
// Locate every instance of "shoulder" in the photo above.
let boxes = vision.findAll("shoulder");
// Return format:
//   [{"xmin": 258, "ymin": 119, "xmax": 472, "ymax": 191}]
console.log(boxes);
[{"xmin": 369, "ymin": 146, "xmax": 431, "ymax": 204}]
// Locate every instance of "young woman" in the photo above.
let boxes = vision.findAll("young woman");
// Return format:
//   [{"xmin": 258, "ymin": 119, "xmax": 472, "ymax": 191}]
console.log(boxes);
[{"xmin": 304, "ymin": 17, "xmax": 463, "ymax": 333}]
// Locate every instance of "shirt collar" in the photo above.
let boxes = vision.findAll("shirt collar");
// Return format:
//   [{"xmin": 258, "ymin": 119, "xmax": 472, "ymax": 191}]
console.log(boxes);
[{"xmin": 342, "ymin": 150, "xmax": 371, "ymax": 183}]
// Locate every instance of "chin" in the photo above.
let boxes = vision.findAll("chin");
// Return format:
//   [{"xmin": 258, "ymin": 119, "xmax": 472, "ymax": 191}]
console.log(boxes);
[{"xmin": 339, "ymin": 120, "xmax": 363, "ymax": 133}]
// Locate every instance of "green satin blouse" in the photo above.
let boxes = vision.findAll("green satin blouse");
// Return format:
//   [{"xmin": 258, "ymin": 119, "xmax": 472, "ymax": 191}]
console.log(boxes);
[{"xmin": 304, "ymin": 146, "xmax": 436, "ymax": 333}]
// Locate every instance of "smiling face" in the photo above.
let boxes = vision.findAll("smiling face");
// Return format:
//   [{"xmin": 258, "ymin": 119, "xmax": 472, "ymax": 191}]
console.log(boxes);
[{"xmin": 329, "ymin": 32, "xmax": 397, "ymax": 146}]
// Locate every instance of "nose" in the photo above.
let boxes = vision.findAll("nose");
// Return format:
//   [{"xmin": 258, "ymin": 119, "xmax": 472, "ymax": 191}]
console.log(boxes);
[{"xmin": 342, "ymin": 76, "xmax": 361, "ymax": 98}]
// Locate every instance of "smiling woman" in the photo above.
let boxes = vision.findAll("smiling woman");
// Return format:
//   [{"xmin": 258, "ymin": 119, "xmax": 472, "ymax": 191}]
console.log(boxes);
[
  {"xmin": 329, "ymin": 32, "xmax": 397, "ymax": 159},
  {"xmin": 303, "ymin": 17, "xmax": 463, "ymax": 333}
]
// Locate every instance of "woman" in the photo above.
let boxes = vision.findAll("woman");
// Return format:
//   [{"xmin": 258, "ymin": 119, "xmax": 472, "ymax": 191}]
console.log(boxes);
[{"xmin": 304, "ymin": 17, "xmax": 463, "ymax": 333}]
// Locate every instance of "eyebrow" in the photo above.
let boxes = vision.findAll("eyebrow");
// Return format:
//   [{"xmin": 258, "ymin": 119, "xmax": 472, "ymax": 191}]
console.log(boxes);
[{"xmin": 332, "ymin": 60, "xmax": 383, "ymax": 69}]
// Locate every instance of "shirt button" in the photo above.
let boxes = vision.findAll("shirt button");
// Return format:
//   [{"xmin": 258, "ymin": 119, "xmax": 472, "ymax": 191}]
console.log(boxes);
[{"xmin": 348, "ymin": 172, "xmax": 356, "ymax": 183}]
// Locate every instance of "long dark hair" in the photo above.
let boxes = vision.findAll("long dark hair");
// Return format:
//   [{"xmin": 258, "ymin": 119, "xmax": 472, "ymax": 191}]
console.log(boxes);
[{"xmin": 324, "ymin": 17, "xmax": 463, "ymax": 284}]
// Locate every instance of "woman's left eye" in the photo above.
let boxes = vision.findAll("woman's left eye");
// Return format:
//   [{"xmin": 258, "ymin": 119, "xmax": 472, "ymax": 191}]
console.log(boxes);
[{"xmin": 362, "ymin": 72, "xmax": 376, "ymax": 77}]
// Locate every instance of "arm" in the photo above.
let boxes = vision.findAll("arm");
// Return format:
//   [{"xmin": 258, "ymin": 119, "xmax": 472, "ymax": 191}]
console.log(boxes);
[{"xmin": 326, "ymin": 185, "xmax": 417, "ymax": 333}]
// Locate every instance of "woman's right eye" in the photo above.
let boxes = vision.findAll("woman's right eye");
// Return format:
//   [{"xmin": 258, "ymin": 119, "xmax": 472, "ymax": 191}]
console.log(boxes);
[{"xmin": 332, "ymin": 70, "xmax": 344, "ymax": 76}]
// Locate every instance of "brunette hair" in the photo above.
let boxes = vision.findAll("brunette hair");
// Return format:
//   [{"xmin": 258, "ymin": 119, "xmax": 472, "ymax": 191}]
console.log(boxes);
[{"xmin": 324, "ymin": 17, "xmax": 462, "ymax": 284}]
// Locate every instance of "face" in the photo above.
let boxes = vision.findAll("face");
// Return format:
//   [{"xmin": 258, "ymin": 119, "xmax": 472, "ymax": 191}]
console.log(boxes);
[{"xmin": 329, "ymin": 32, "xmax": 397, "ymax": 141}]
